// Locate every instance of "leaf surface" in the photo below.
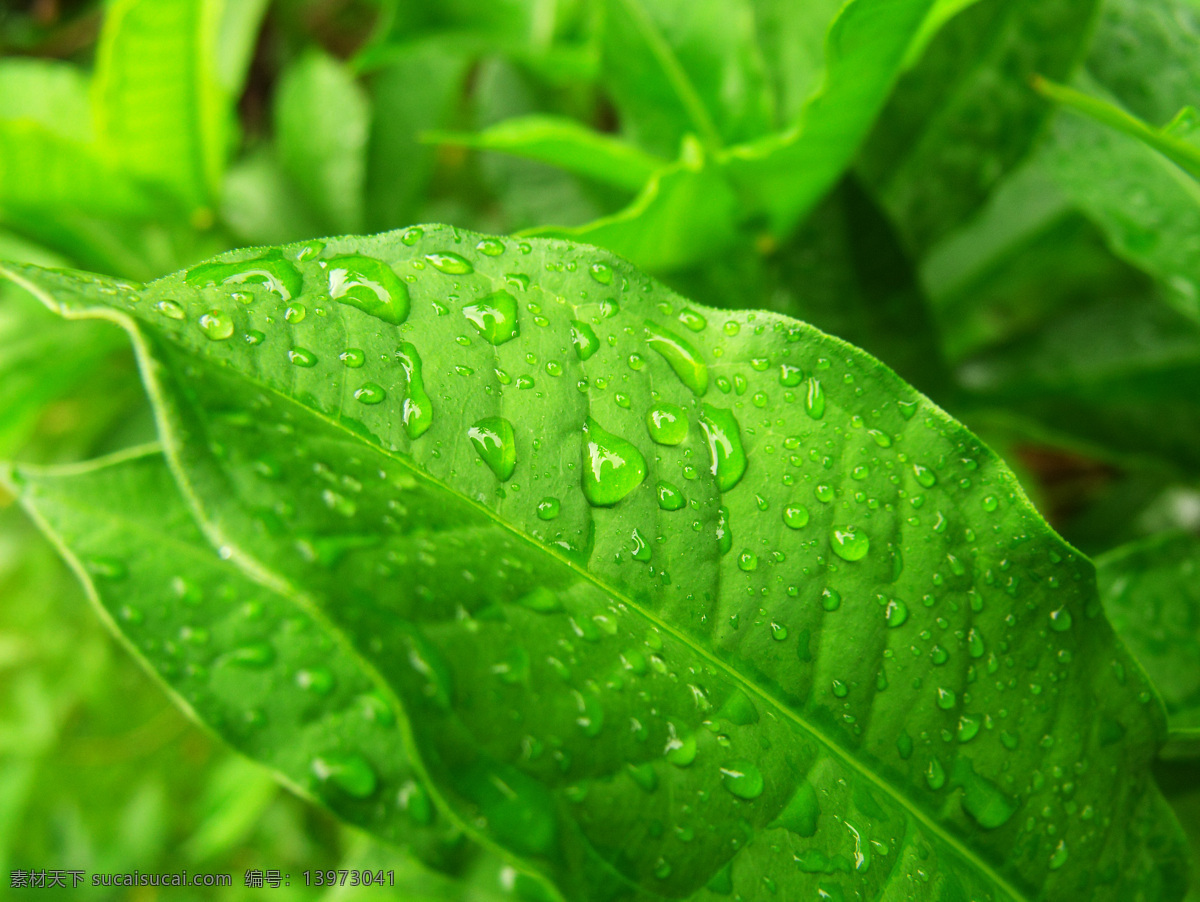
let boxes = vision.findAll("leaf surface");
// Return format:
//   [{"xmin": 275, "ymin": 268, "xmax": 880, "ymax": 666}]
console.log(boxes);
[
  {"xmin": 1, "ymin": 446, "xmax": 470, "ymax": 871},
  {"xmin": 2, "ymin": 227, "xmax": 1190, "ymax": 900},
  {"xmin": 1099, "ymin": 532, "xmax": 1200, "ymax": 753}
]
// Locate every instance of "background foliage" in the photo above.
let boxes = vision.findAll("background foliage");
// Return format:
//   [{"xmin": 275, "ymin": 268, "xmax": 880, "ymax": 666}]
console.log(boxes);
[{"xmin": 0, "ymin": 0, "xmax": 1198, "ymax": 898}]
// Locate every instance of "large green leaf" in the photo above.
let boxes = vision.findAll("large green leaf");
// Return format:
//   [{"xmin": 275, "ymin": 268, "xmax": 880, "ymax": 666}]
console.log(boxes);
[
  {"xmin": 858, "ymin": 0, "xmax": 1099, "ymax": 254},
  {"xmin": 2, "ymin": 227, "xmax": 1190, "ymax": 900},
  {"xmin": 1099, "ymin": 532, "xmax": 1200, "ymax": 756},
  {"xmin": 1, "ymin": 446, "xmax": 471, "ymax": 872}
]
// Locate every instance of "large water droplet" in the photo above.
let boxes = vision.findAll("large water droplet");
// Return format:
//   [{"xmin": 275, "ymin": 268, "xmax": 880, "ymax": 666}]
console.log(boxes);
[
  {"xmin": 657, "ymin": 481, "xmax": 685, "ymax": 511},
  {"xmin": 425, "ymin": 252, "xmax": 473, "ymax": 275},
  {"xmin": 720, "ymin": 761, "xmax": 764, "ymax": 800},
  {"xmin": 198, "ymin": 310, "xmax": 234, "ymax": 340},
  {"xmin": 699, "ymin": 404, "xmax": 746, "ymax": 492},
  {"xmin": 581, "ymin": 417, "xmax": 647, "ymax": 506},
  {"xmin": 804, "ymin": 377, "xmax": 825, "ymax": 419},
  {"xmin": 830, "ymin": 526, "xmax": 869, "ymax": 562},
  {"xmin": 186, "ymin": 250, "xmax": 302, "ymax": 300},
  {"xmin": 644, "ymin": 321, "xmax": 708, "ymax": 395},
  {"xmin": 783, "ymin": 505, "xmax": 810, "ymax": 529},
  {"xmin": 589, "ymin": 261, "xmax": 614, "ymax": 285},
  {"xmin": 464, "ymin": 290, "xmax": 519, "ymax": 345},
  {"xmin": 771, "ymin": 781, "xmax": 820, "ymax": 837},
  {"xmin": 354, "ymin": 382, "xmax": 386, "ymax": 405},
  {"xmin": 571, "ymin": 320, "xmax": 600, "ymax": 360},
  {"xmin": 312, "ymin": 753, "xmax": 377, "ymax": 798},
  {"xmin": 396, "ymin": 342, "xmax": 433, "ymax": 439},
  {"xmin": 328, "ymin": 254, "xmax": 410, "ymax": 325},
  {"xmin": 646, "ymin": 403, "xmax": 688, "ymax": 445},
  {"xmin": 469, "ymin": 417, "xmax": 517, "ymax": 481},
  {"xmin": 1049, "ymin": 606, "xmax": 1073, "ymax": 632}
]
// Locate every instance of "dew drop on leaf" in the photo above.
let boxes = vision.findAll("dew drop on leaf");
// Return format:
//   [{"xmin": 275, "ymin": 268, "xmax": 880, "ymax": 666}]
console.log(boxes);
[
  {"xmin": 289, "ymin": 347, "xmax": 317, "ymax": 367},
  {"xmin": 821, "ymin": 588, "xmax": 842, "ymax": 611},
  {"xmin": 656, "ymin": 481, "xmax": 685, "ymax": 511},
  {"xmin": 476, "ymin": 237, "xmax": 506, "ymax": 256},
  {"xmin": 156, "ymin": 299, "xmax": 185, "ymax": 320},
  {"xmin": 328, "ymin": 255, "xmax": 410, "ymax": 325},
  {"xmin": 678, "ymin": 308, "xmax": 706, "ymax": 332},
  {"xmin": 589, "ymin": 261, "xmax": 614, "ymax": 285},
  {"xmin": 720, "ymin": 761, "xmax": 765, "ymax": 800},
  {"xmin": 644, "ymin": 321, "xmax": 708, "ymax": 395},
  {"xmin": 296, "ymin": 667, "xmax": 335, "ymax": 694},
  {"xmin": 804, "ymin": 377, "xmax": 825, "ymax": 419},
  {"xmin": 198, "ymin": 310, "xmax": 234, "ymax": 341},
  {"xmin": 425, "ymin": 252, "xmax": 473, "ymax": 275},
  {"xmin": 396, "ymin": 342, "xmax": 433, "ymax": 439},
  {"xmin": 570, "ymin": 320, "xmax": 600, "ymax": 360},
  {"xmin": 830, "ymin": 526, "xmax": 869, "ymax": 562},
  {"xmin": 536, "ymin": 497, "xmax": 561, "ymax": 520},
  {"xmin": 186, "ymin": 251, "xmax": 302, "ymax": 300},
  {"xmin": 646, "ymin": 403, "xmax": 688, "ymax": 445},
  {"xmin": 463, "ymin": 290, "xmax": 519, "ymax": 345},
  {"xmin": 699, "ymin": 404, "xmax": 746, "ymax": 491},
  {"xmin": 468, "ymin": 417, "xmax": 517, "ymax": 481},
  {"xmin": 1049, "ymin": 607, "xmax": 1073, "ymax": 631},
  {"xmin": 353, "ymin": 382, "xmax": 386, "ymax": 405},
  {"xmin": 581, "ymin": 417, "xmax": 647, "ymax": 506},
  {"xmin": 312, "ymin": 753, "xmax": 377, "ymax": 798},
  {"xmin": 339, "ymin": 348, "xmax": 365, "ymax": 368}
]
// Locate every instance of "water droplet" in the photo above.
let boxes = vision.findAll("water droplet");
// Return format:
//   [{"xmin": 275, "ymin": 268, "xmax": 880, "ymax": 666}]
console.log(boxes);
[
  {"xmin": 328, "ymin": 254, "xmax": 409, "ymax": 325},
  {"xmin": 771, "ymin": 781, "xmax": 819, "ymax": 837},
  {"xmin": 716, "ymin": 505, "xmax": 732, "ymax": 555},
  {"xmin": 198, "ymin": 310, "xmax": 234, "ymax": 340},
  {"xmin": 884, "ymin": 598, "xmax": 909, "ymax": 628},
  {"xmin": 653, "ymin": 858, "xmax": 672, "ymax": 879},
  {"xmin": 477, "ymin": 237, "xmax": 506, "ymax": 256},
  {"xmin": 468, "ymin": 417, "xmax": 517, "ymax": 481},
  {"xmin": 925, "ymin": 757, "xmax": 946, "ymax": 790},
  {"xmin": 289, "ymin": 347, "xmax": 317, "ymax": 367},
  {"xmin": 738, "ymin": 550, "xmax": 758, "ymax": 572},
  {"xmin": 982, "ymin": 495, "xmax": 998, "ymax": 512},
  {"xmin": 464, "ymin": 290, "xmax": 519, "ymax": 345},
  {"xmin": 296, "ymin": 667, "xmax": 335, "ymax": 694},
  {"xmin": 1049, "ymin": 607, "xmax": 1072, "ymax": 632},
  {"xmin": 401, "ymin": 226, "xmax": 423, "ymax": 246},
  {"xmin": 679, "ymin": 308, "xmax": 706, "ymax": 332},
  {"xmin": 537, "ymin": 497, "xmax": 561, "ymax": 520},
  {"xmin": 589, "ymin": 261, "xmax": 614, "ymax": 285},
  {"xmin": 967, "ymin": 628, "xmax": 985, "ymax": 658},
  {"xmin": 571, "ymin": 320, "xmax": 600, "ymax": 360},
  {"xmin": 629, "ymin": 528, "xmax": 652, "ymax": 561},
  {"xmin": 783, "ymin": 505, "xmax": 810, "ymax": 529},
  {"xmin": 821, "ymin": 588, "xmax": 841, "ymax": 611},
  {"xmin": 644, "ymin": 321, "xmax": 707, "ymax": 395},
  {"xmin": 156, "ymin": 299, "xmax": 185, "ymax": 319},
  {"xmin": 913, "ymin": 464, "xmax": 937, "ymax": 488},
  {"xmin": 285, "ymin": 303, "xmax": 306, "ymax": 323},
  {"xmin": 665, "ymin": 726, "xmax": 697, "ymax": 766},
  {"xmin": 398, "ymin": 780, "xmax": 433, "ymax": 824},
  {"xmin": 581, "ymin": 418, "xmax": 647, "ymax": 506},
  {"xmin": 646, "ymin": 403, "xmax": 688, "ymax": 445},
  {"xmin": 312, "ymin": 753, "xmax": 377, "ymax": 798},
  {"xmin": 770, "ymin": 622, "xmax": 788, "ymax": 640},
  {"xmin": 354, "ymin": 382, "xmax": 386, "ymax": 405},
  {"xmin": 815, "ymin": 485, "xmax": 835, "ymax": 503},
  {"xmin": 186, "ymin": 250, "xmax": 302, "ymax": 300},
  {"xmin": 779, "ymin": 364, "xmax": 803, "ymax": 387},
  {"xmin": 228, "ymin": 642, "xmax": 275, "ymax": 667},
  {"xmin": 804, "ymin": 378, "xmax": 825, "ymax": 419},
  {"xmin": 720, "ymin": 761, "xmax": 764, "ymax": 800},
  {"xmin": 699, "ymin": 404, "xmax": 746, "ymax": 492},
  {"xmin": 936, "ymin": 687, "xmax": 957, "ymax": 710},
  {"xmin": 657, "ymin": 481, "xmax": 685, "ymax": 511},
  {"xmin": 396, "ymin": 342, "xmax": 433, "ymax": 439},
  {"xmin": 340, "ymin": 348, "xmax": 365, "ymax": 368},
  {"xmin": 1048, "ymin": 841, "xmax": 1069, "ymax": 870},
  {"xmin": 425, "ymin": 252, "xmax": 473, "ymax": 275},
  {"xmin": 830, "ymin": 526, "xmax": 869, "ymax": 562}
]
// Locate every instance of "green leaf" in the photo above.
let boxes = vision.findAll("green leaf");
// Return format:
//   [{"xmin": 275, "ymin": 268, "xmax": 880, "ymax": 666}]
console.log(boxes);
[
  {"xmin": 364, "ymin": 44, "xmax": 470, "ymax": 232},
  {"xmin": 528, "ymin": 136, "xmax": 738, "ymax": 271},
  {"xmin": 3, "ymin": 227, "xmax": 1191, "ymax": 900},
  {"xmin": 275, "ymin": 52, "xmax": 371, "ymax": 234},
  {"xmin": 747, "ymin": 0, "xmax": 845, "ymax": 124},
  {"xmin": 721, "ymin": 0, "xmax": 937, "ymax": 235},
  {"xmin": 0, "ymin": 446, "xmax": 470, "ymax": 872},
  {"xmin": 858, "ymin": 0, "xmax": 1100, "ymax": 254},
  {"xmin": 92, "ymin": 0, "xmax": 260, "ymax": 212},
  {"xmin": 427, "ymin": 116, "xmax": 667, "ymax": 192},
  {"xmin": 0, "ymin": 58, "xmax": 92, "ymax": 141},
  {"xmin": 598, "ymin": 0, "xmax": 773, "ymax": 154},
  {"xmin": 1099, "ymin": 532, "xmax": 1200, "ymax": 752},
  {"xmin": 1033, "ymin": 77, "xmax": 1200, "ymax": 182}
]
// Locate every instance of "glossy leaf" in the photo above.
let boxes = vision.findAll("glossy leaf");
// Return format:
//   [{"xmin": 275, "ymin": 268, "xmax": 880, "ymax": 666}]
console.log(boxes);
[
  {"xmin": 1099, "ymin": 532, "xmax": 1200, "ymax": 755},
  {"xmin": 1, "ymin": 447, "xmax": 470, "ymax": 872},
  {"xmin": 2, "ymin": 227, "xmax": 1190, "ymax": 900},
  {"xmin": 427, "ymin": 116, "xmax": 667, "ymax": 193}
]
